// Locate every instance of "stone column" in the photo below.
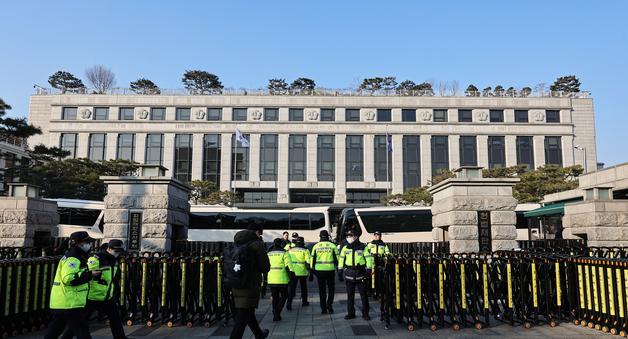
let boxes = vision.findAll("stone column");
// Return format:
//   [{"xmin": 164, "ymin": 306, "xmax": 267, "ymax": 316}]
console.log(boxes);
[
  {"xmin": 428, "ymin": 167, "xmax": 519, "ymax": 253},
  {"xmin": 277, "ymin": 134, "xmax": 290, "ymax": 203},
  {"xmin": 533, "ymin": 135, "xmax": 545, "ymax": 168},
  {"xmin": 364, "ymin": 134, "xmax": 375, "ymax": 183},
  {"xmin": 0, "ymin": 184, "xmax": 59, "ymax": 247},
  {"xmin": 306, "ymin": 134, "xmax": 318, "ymax": 183},
  {"xmin": 477, "ymin": 135, "xmax": 489, "ymax": 169},
  {"xmin": 101, "ymin": 167, "xmax": 190, "ymax": 252},
  {"xmin": 219, "ymin": 133, "xmax": 232, "ymax": 192},
  {"xmin": 420, "ymin": 135, "xmax": 432, "ymax": 186},
  {"xmin": 78, "ymin": 133, "xmax": 89, "ymax": 158},
  {"xmin": 135, "ymin": 133, "xmax": 147, "ymax": 164},
  {"xmin": 449, "ymin": 135, "xmax": 461, "ymax": 169},
  {"xmin": 191, "ymin": 133, "xmax": 204, "ymax": 181},
  {"xmin": 163, "ymin": 133, "xmax": 175, "ymax": 177},
  {"xmin": 391, "ymin": 134, "xmax": 403, "ymax": 194},
  {"xmin": 505, "ymin": 135, "xmax": 517, "ymax": 167},
  {"xmin": 106, "ymin": 133, "xmax": 118, "ymax": 160},
  {"xmin": 334, "ymin": 134, "xmax": 347, "ymax": 203},
  {"xmin": 249, "ymin": 134, "xmax": 261, "ymax": 183}
]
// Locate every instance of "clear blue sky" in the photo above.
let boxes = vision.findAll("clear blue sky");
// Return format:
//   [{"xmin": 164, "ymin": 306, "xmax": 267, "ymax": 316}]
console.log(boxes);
[{"xmin": 1, "ymin": 1, "xmax": 626, "ymax": 166}]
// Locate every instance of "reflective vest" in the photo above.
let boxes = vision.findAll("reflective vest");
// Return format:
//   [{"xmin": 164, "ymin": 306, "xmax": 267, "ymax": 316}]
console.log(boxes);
[
  {"xmin": 287, "ymin": 247, "xmax": 311, "ymax": 276},
  {"xmin": 267, "ymin": 250, "xmax": 292, "ymax": 285},
  {"xmin": 284, "ymin": 242, "xmax": 295, "ymax": 251},
  {"xmin": 310, "ymin": 241, "xmax": 339, "ymax": 271},
  {"xmin": 87, "ymin": 254, "xmax": 118, "ymax": 301},
  {"xmin": 367, "ymin": 242, "xmax": 390, "ymax": 256},
  {"xmin": 50, "ymin": 255, "xmax": 89, "ymax": 310},
  {"xmin": 338, "ymin": 244, "xmax": 372, "ymax": 269}
]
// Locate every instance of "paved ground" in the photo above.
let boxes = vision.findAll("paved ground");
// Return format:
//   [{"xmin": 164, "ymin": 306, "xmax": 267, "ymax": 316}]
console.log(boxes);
[{"xmin": 18, "ymin": 282, "xmax": 612, "ymax": 339}]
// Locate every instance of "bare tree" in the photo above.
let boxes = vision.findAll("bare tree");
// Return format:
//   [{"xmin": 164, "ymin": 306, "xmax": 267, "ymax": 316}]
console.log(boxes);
[
  {"xmin": 438, "ymin": 80, "xmax": 448, "ymax": 96},
  {"xmin": 450, "ymin": 80, "xmax": 459, "ymax": 96},
  {"xmin": 534, "ymin": 83, "xmax": 546, "ymax": 96},
  {"xmin": 85, "ymin": 65, "xmax": 116, "ymax": 94}
]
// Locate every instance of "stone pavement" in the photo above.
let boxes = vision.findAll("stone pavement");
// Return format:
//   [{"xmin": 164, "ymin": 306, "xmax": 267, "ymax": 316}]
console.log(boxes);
[{"xmin": 18, "ymin": 282, "xmax": 611, "ymax": 339}]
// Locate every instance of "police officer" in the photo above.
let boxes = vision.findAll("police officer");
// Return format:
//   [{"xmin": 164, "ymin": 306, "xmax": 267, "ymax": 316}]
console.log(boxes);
[
  {"xmin": 338, "ymin": 230, "xmax": 373, "ymax": 320},
  {"xmin": 366, "ymin": 231, "xmax": 390, "ymax": 298},
  {"xmin": 284, "ymin": 232, "xmax": 298, "ymax": 251},
  {"xmin": 310, "ymin": 230, "xmax": 339, "ymax": 314},
  {"xmin": 286, "ymin": 236, "xmax": 311, "ymax": 310},
  {"xmin": 267, "ymin": 238, "xmax": 293, "ymax": 321},
  {"xmin": 45, "ymin": 231, "xmax": 100, "ymax": 339},
  {"xmin": 61, "ymin": 239, "xmax": 129, "ymax": 339}
]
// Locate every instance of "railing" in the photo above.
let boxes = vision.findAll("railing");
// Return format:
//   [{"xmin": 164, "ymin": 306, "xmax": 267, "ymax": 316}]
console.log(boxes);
[
  {"xmin": 32, "ymin": 86, "xmax": 592, "ymax": 99},
  {"xmin": 0, "ymin": 134, "xmax": 26, "ymax": 148}
]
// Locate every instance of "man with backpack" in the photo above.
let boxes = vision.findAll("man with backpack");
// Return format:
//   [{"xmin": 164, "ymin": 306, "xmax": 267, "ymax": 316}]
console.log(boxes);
[{"xmin": 227, "ymin": 224, "xmax": 271, "ymax": 339}]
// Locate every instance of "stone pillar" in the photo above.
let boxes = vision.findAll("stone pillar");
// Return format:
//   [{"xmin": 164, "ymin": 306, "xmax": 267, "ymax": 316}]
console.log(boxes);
[
  {"xmin": 334, "ymin": 134, "xmax": 347, "ymax": 204},
  {"xmin": 428, "ymin": 167, "xmax": 519, "ymax": 253},
  {"xmin": 249, "ymin": 134, "xmax": 261, "ymax": 183},
  {"xmin": 420, "ymin": 135, "xmax": 432, "ymax": 186},
  {"xmin": 391, "ymin": 134, "xmax": 403, "ymax": 194},
  {"xmin": 0, "ymin": 184, "xmax": 59, "ymax": 247},
  {"xmin": 101, "ymin": 166, "xmax": 190, "ymax": 252},
  {"xmin": 191, "ymin": 133, "xmax": 204, "ymax": 181},
  {"xmin": 277, "ymin": 134, "xmax": 290, "ymax": 203},
  {"xmin": 505, "ymin": 135, "xmax": 517, "ymax": 167},
  {"xmin": 306, "ymin": 134, "xmax": 318, "ymax": 183}
]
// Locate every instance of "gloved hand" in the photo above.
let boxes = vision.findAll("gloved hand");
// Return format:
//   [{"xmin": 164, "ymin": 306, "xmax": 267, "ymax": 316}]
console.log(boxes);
[
  {"xmin": 289, "ymin": 272, "xmax": 296, "ymax": 281},
  {"xmin": 337, "ymin": 269, "xmax": 344, "ymax": 281},
  {"xmin": 308, "ymin": 274, "xmax": 314, "ymax": 282}
]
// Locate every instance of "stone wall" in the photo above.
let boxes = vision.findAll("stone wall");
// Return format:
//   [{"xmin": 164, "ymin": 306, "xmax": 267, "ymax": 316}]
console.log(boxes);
[
  {"xmin": 0, "ymin": 197, "xmax": 58, "ymax": 247},
  {"xmin": 563, "ymin": 200, "xmax": 628, "ymax": 247},
  {"xmin": 101, "ymin": 177, "xmax": 190, "ymax": 252}
]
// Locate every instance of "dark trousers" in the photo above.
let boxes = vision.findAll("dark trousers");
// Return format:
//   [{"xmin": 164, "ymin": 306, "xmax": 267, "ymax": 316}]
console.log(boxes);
[
  {"xmin": 287, "ymin": 276, "xmax": 308, "ymax": 304},
  {"xmin": 44, "ymin": 309, "xmax": 92, "ymax": 339},
  {"xmin": 346, "ymin": 278, "xmax": 369, "ymax": 316},
  {"xmin": 60, "ymin": 299, "xmax": 126, "ymax": 339},
  {"xmin": 270, "ymin": 285, "xmax": 288, "ymax": 316},
  {"xmin": 315, "ymin": 271, "xmax": 335, "ymax": 311},
  {"xmin": 229, "ymin": 308, "xmax": 264, "ymax": 339}
]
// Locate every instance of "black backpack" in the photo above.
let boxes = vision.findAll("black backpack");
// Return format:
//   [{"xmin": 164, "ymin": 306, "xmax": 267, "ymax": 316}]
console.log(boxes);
[{"xmin": 223, "ymin": 240, "xmax": 255, "ymax": 289}]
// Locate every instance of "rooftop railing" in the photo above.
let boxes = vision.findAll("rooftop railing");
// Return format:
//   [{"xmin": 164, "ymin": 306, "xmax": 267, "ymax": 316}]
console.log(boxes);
[{"xmin": 32, "ymin": 86, "xmax": 591, "ymax": 98}]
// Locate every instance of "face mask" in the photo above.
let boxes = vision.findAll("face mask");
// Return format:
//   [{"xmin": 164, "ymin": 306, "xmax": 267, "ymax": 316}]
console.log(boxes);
[
  {"xmin": 78, "ymin": 243, "xmax": 91, "ymax": 253},
  {"xmin": 346, "ymin": 237, "xmax": 355, "ymax": 244}
]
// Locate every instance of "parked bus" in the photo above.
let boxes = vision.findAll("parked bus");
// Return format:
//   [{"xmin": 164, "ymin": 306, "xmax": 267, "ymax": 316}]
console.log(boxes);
[
  {"xmin": 45, "ymin": 198, "xmax": 104, "ymax": 239},
  {"xmin": 188, "ymin": 206, "xmax": 331, "ymax": 243}
]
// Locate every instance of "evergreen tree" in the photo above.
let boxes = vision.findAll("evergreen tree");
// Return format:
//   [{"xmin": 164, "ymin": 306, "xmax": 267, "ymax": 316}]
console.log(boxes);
[
  {"xmin": 130, "ymin": 78, "xmax": 161, "ymax": 95},
  {"xmin": 290, "ymin": 78, "xmax": 316, "ymax": 95},
  {"xmin": 182, "ymin": 70, "xmax": 223, "ymax": 94},
  {"xmin": 550, "ymin": 75, "xmax": 581, "ymax": 93},
  {"xmin": 48, "ymin": 71, "xmax": 86, "ymax": 94},
  {"xmin": 267, "ymin": 78, "xmax": 289, "ymax": 95},
  {"xmin": 464, "ymin": 84, "xmax": 479, "ymax": 97}
]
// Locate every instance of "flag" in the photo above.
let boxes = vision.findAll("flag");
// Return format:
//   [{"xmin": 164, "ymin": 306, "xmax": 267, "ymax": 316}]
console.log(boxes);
[
  {"xmin": 387, "ymin": 134, "xmax": 392, "ymax": 153},
  {"xmin": 235, "ymin": 128, "xmax": 249, "ymax": 147}
]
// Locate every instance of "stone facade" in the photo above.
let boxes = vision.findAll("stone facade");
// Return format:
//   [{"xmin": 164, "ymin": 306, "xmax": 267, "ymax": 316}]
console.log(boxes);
[
  {"xmin": 562, "ymin": 200, "xmax": 628, "ymax": 247},
  {"xmin": 0, "ymin": 197, "xmax": 59, "ymax": 247},
  {"xmin": 101, "ymin": 176, "xmax": 190, "ymax": 252},
  {"xmin": 428, "ymin": 169, "xmax": 519, "ymax": 253}
]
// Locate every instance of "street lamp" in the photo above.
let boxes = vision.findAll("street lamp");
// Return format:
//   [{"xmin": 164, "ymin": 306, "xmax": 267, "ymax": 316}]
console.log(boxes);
[{"xmin": 574, "ymin": 145, "xmax": 587, "ymax": 173}]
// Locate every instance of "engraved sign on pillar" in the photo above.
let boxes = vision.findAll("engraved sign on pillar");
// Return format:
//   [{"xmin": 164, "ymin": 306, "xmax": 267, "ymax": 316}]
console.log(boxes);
[
  {"xmin": 128, "ymin": 212, "xmax": 142, "ymax": 251},
  {"xmin": 477, "ymin": 211, "xmax": 492, "ymax": 252}
]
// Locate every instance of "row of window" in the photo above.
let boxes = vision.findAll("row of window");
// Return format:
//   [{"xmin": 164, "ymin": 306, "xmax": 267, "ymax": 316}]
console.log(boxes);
[
  {"xmin": 60, "ymin": 107, "xmax": 561, "ymax": 123},
  {"xmin": 61, "ymin": 133, "xmax": 564, "ymax": 189},
  {"xmin": 237, "ymin": 189, "xmax": 386, "ymax": 204}
]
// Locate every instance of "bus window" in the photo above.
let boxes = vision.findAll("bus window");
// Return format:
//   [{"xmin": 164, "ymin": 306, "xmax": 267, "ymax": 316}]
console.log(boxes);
[
  {"xmin": 290, "ymin": 213, "xmax": 311, "ymax": 230},
  {"xmin": 359, "ymin": 210, "xmax": 432, "ymax": 233},
  {"xmin": 310, "ymin": 213, "xmax": 325, "ymax": 229},
  {"xmin": 260, "ymin": 213, "xmax": 289, "ymax": 230}
]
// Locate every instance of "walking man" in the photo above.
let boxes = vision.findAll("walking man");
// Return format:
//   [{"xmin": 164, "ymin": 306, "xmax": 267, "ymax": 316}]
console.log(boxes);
[
  {"xmin": 310, "ymin": 230, "xmax": 339, "ymax": 314},
  {"xmin": 338, "ymin": 230, "xmax": 373, "ymax": 320},
  {"xmin": 267, "ymin": 238, "xmax": 293, "ymax": 321},
  {"xmin": 286, "ymin": 236, "xmax": 311, "ymax": 310}
]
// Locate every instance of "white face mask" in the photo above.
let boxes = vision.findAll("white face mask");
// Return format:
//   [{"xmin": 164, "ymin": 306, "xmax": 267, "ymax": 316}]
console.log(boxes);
[
  {"xmin": 78, "ymin": 243, "xmax": 91, "ymax": 253},
  {"xmin": 346, "ymin": 237, "xmax": 355, "ymax": 244}
]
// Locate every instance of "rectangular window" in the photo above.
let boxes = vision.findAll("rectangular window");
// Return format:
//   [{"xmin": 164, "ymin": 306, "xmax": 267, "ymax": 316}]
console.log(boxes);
[
  {"xmin": 458, "ymin": 109, "xmax": 472, "ymax": 122},
  {"xmin": 260, "ymin": 134, "xmax": 278, "ymax": 181},
  {"xmin": 119, "ymin": 107, "xmax": 134, "ymax": 120},
  {"xmin": 516, "ymin": 136, "xmax": 534, "ymax": 170},
  {"xmin": 489, "ymin": 110, "xmax": 504, "ymax": 122},
  {"xmin": 116, "ymin": 134, "xmax": 135, "ymax": 161},
  {"xmin": 150, "ymin": 107, "xmax": 165, "ymax": 120},
  {"xmin": 88, "ymin": 133, "xmax": 106, "ymax": 161},
  {"xmin": 145, "ymin": 134, "xmax": 164, "ymax": 165},
  {"xmin": 62, "ymin": 107, "xmax": 77, "ymax": 120},
  {"xmin": 174, "ymin": 134, "xmax": 193, "ymax": 182},
  {"xmin": 264, "ymin": 108, "xmax": 278, "ymax": 121},
  {"xmin": 544, "ymin": 136, "xmax": 563, "ymax": 166},
  {"xmin": 546, "ymin": 110, "xmax": 560, "ymax": 123},
  {"xmin": 433, "ymin": 109, "xmax": 448, "ymax": 122},
  {"xmin": 60, "ymin": 133, "xmax": 78, "ymax": 158},
  {"xmin": 374, "ymin": 135, "xmax": 392, "ymax": 181},
  {"xmin": 231, "ymin": 133, "xmax": 250, "ymax": 180},
  {"xmin": 346, "ymin": 190, "xmax": 387, "ymax": 204},
  {"xmin": 289, "ymin": 135, "xmax": 307, "ymax": 181},
  {"xmin": 431, "ymin": 135, "xmax": 449, "ymax": 176},
  {"xmin": 241, "ymin": 191, "xmax": 277, "ymax": 204},
  {"xmin": 488, "ymin": 136, "xmax": 506, "ymax": 168},
  {"xmin": 320, "ymin": 108, "xmax": 335, "ymax": 121},
  {"xmin": 94, "ymin": 107, "xmax": 109, "ymax": 120},
  {"xmin": 345, "ymin": 108, "xmax": 360, "ymax": 122},
  {"xmin": 207, "ymin": 108, "xmax": 222, "ymax": 121},
  {"xmin": 377, "ymin": 109, "xmax": 391, "ymax": 122},
  {"xmin": 346, "ymin": 135, "xmax": 364, "ymax": 181},
  {"xmin": 402, "ymin": 109, "xmax": 416, "ymax": 122},
  {"xmin": 232, "ymin": 108, "xmax": 247, "ymax": 121},
  {"xmin": 402, "ymin": 136, "xmax": 421, "ymax": 191},
  {"xmin": 515, "ymin": 110, "xmax": 528, "ymax": 123},
  {"xmin": 289, "ymin": 190, "xmax": 334, "ymax": 204},
  {"xmin": 202, "ymin": 134, "xmax": 221, "ymax": 185},
  {"xmin": 289, "ymin": 108, "xmax": 304, "ymax": 121},
  {"xmin": 317, "ymin": 135, "xmax": 335, "ymax": 181},
  {"xmin": 176, "ymin": 107, "xmax": 191, "ymax": 121},
  {"xmin": 459, "ymin": 136, "xmax": 477, "ymax": 166}
]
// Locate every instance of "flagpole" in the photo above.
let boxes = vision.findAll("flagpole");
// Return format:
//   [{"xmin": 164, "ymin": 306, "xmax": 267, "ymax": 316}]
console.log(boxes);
[{"xmin": 386, "ymin": 124, "xmax": 390, "ymax": 197}]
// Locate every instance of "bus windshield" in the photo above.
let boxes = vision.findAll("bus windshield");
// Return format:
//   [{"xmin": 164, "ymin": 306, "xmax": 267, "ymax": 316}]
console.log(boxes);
[{"xmin": 357, "ymin": 209, "xmax": 432, "ymax": 233}]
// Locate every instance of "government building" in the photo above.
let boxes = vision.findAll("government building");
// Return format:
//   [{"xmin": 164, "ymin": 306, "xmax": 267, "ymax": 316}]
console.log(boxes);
[{"xmin": 28, "ymin": 90, "xmax": 597, "ymax": 206}]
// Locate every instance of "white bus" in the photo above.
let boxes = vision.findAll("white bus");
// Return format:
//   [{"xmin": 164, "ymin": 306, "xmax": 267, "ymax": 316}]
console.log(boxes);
[
  {"xmin": 334, "ymin": 204, "xmax": 541, "ymax": 243},
  {"xmin": 45, "ymin": 198, "xmax": 105, "ymax": 239},
  {"xmin": 188, "ymin": 205, "xmax": 331, "ymax": 243}
]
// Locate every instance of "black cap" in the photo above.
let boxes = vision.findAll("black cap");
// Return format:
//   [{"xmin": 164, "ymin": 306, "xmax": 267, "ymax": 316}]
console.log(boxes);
[
  {"xmin": 108, "ymin": 239, "xmax": 124, "ymax": 250},
  {"xmin": 247, "ymin": 224, "xmax": 263, "ymax": 233},
  {"xmin": 319, "ymin": 230, "xmax": 329, "ymax": 238},
  {"xmin": 70, "ymin": 231, "xmax": 94, "ymax": 243},
  {"xmin": 291, "ymin": 232, "xmax": 299, "ymax": 238},
  {"xmin": 345, "ymin": 230, "xmax": 355, "ymax": 237},
  {"xmin": 373, "ymin": 231, "xmax": 382, "ymax": 236},
  {"xmin": 296, "ymin": 236, "xmax": 305, "ymax": 244}
]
